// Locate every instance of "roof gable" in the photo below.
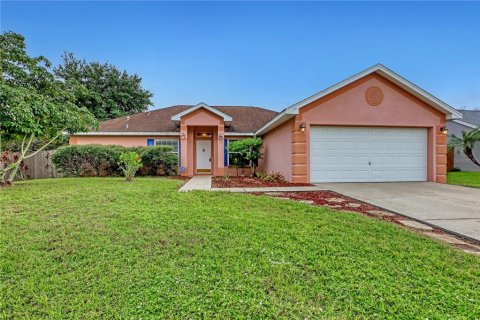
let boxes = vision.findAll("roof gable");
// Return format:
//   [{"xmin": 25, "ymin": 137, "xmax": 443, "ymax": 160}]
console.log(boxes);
[
  {"xmin": 256, "ymin": 64, "xmax": 462, "ymax": 135},
  {"xmin": 171, "ymin": 102, "xmax": 232, "ymax": 126}
]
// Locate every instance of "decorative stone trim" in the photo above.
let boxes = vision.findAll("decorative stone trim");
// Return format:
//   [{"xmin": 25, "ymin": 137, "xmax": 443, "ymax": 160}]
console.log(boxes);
[
  {"xmin": 291, "ymin": 117, "xmax": 308, "ymax": 183},
  {"xmin": 365, "ymin": 86, "xmax": 384, "ymax": 106},
  {"xmin": 435, "ymin": 125, "xmax": 447, "ymax": 183}
]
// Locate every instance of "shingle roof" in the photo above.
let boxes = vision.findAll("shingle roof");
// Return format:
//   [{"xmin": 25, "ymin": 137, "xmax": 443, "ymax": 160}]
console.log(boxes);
[
  {"xmin": 459, "ymin": 110, "xmax": 480, "ymax": 126},
  {"xmin": 97, "ymin": 105, "xmax": 278, "ymax": 133}
]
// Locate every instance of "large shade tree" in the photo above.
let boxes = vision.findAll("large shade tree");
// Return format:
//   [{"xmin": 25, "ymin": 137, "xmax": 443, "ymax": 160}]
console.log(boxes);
[
  {"xmin": 54, "ymin": 52, "xmax": 153, "ymax": 120},
  {"xmin": 0, "ymin": 31, "xmax": 97, "ymax": 184},
  {"xmin": 448, "ymin": 128, "xmax": 480, "ymax": 168}
]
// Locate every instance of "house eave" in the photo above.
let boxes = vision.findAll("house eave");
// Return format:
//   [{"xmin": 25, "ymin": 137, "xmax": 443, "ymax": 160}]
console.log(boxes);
[
  {"xmin": 73, "ymin": 132, "xmax": 181, "ymax": 136},
  {"xmin": 255, "ymin": 111, "xmax": 298, "ymax": 136},
  {"xmin": 224, "ymin": 132, "xmax": 256, "ymax": 137},
  {"xmin": 450, "ymin": 119, "xmax": 479, "ymax": 129}
]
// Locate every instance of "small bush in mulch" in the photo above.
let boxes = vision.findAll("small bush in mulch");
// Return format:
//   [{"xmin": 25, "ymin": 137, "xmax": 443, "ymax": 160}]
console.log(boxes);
[{"xmin": 212, "ymin": 176, "xmax": 313, "ymax": 188}]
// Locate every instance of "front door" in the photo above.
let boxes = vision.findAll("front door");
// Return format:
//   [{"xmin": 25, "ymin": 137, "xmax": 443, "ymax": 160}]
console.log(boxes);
[{"xmin": 196, "ymin": 140, "xmax": 212, "ymax": 173}]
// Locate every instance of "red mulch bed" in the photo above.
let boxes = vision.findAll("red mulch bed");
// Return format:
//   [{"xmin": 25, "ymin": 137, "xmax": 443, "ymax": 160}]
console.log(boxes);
[
  {"xmin": 251, "ymin": 190, "xmax": 480, "ymax": 253},
  {"xmin": 275, "ymin": 191, "xmax": 379, "ymax": 214},
  {"xmin": 212, "ymin": 176, "xmax": 313, "ymax": 188},
  {"xmin": 259, "ymin": 191, "xmax": 430, "ymax": 225}
]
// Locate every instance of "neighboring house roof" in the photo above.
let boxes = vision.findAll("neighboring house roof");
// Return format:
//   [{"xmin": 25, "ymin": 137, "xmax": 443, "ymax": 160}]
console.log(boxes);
[
  {"xmin": 256, "ymin": 64, "xmax": 463, "ymax": 135},
  {"xmin": 449, "ymin": 110, "xmax": 480, "ymax": 129},
  {"xmin": 459, "ymin": 110, "xmax": 480, "ymax": 127},
  {"xmin": 451, "ymin": 119, "xmax": 478, "ymax": 129},
  {"xmin": 79, "ymin": 105, "xmax": 278, "ymax": 135}
]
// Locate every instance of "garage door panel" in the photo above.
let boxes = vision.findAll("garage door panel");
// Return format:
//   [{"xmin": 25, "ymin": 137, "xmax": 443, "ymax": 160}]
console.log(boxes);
[
  {"xmin": 341, "ymin": 157, "xmax": 356, "ymax": 165},
  {"xmin": 370, "ymin": 170, "xmax": 387, "ymax": 180},
  {"xmin": 369, "ymin": 142, "xmax": 385, "ymax": 151},
  {"xmin": 356, "ymin": 141, "xmax": 370, "ymax": 150},
  {"xmin": 310, "ymin": 126, "xmax": 427, "ymax": 182},
  {"xmin": 369, "ymin": 156, "xmax": 385, "ymax": 165}
]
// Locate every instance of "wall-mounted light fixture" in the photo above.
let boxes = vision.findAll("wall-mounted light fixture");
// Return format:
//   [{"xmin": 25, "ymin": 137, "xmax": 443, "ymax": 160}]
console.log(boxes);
[
  {"xmin": 300, "ymin": 123, "xmax": 306, "ymax": 133},
  {"xmin": 181, "ymin": 133, "xmax": 186, "ymax": 140},
  {"xmin": 219, "ymin": 134, "xmax": 224, "ymax": 140},
  {"xmin": 440, "ymin": 127, "xmax": 448, "ymax": 135}
]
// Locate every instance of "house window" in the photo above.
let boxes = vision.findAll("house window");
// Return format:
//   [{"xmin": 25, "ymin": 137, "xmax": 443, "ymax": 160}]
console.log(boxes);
[
  {"xmin": 155, "ymin": 139, "xmax": 179, "ymax": 155},
  {"xmin": 226, "ymin": 139, "xmax": 244, "ymax": 166}
]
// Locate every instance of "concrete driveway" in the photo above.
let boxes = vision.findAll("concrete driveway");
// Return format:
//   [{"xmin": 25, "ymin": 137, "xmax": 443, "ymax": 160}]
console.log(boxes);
[{"xmin": 316, "ymin": 182, "xmax": 480, "ymax": 242}]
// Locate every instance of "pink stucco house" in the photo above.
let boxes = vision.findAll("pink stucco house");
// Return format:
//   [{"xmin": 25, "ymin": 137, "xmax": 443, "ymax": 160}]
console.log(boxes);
[{"xmin": 70, "ymin": 64, "xmax": 462, "ymax": 183}]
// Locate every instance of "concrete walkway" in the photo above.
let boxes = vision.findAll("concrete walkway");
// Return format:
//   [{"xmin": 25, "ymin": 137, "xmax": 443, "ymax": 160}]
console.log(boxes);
[
  {"xmin": 316, "ymin": 182, "xmax": 480, "ymax": 242},
  {"xmin": 211, "ymin": 186, "xmax": 326, "ymax": 192},
  {"xmin": 179, "ymin": 176, "xmax": 212, "ymax": 191}
]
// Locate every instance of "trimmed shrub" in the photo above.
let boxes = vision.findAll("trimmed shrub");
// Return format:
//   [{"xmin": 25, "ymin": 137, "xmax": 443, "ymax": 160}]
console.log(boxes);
[
  {"xmin": 52, "ymin": 144, "xmax": 178, "ymax": 177},
  {"xmin": 141, "ymin": 146, "xmax": 178, "ymax": 176},
  {"xmin": 52, "ymin": 144, "xmax": 123, "ymax": 177}
]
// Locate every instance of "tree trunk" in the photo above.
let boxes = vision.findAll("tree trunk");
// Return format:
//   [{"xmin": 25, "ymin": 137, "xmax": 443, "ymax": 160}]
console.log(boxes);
[
  {"xmin": 5, "ymin": 134, "xmax": 34, "ymax": 184},
  {"xmin": 464, "ymin": 148, "xmax": 480, "ymax": 168},
  {"xmin": 6, "ymin": 159, "xmax": 22, "ymax": 183},
  {"xmin": 2, "ymin": 131, "xmax": 63, "ymax": 185}
]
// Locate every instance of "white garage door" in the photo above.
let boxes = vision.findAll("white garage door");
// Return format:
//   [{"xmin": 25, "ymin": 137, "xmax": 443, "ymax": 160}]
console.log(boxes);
[{"xmin": 310, "ymin": 126, "xmax": 427, "ymax": 183}]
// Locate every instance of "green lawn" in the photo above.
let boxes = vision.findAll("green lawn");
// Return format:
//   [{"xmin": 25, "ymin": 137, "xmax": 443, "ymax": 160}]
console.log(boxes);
[
  {"xmin": 448, "ymin": 171, "xmax": 480, "ymax": 188},
  {"xmin": 1, "ymin": 178, "xmax": 479, "ymax": 319}
]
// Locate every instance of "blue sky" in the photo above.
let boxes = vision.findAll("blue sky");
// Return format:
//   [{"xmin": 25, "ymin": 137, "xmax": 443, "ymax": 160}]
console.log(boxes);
[{"xmin": 1, "ymin": 1, "xmax": 479, "ymax": 111}]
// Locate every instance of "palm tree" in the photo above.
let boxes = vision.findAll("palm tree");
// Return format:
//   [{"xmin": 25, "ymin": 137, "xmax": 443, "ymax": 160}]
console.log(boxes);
[{"xmin": 448, "ymin": 128, "xmax": 480, "ymax": 167}]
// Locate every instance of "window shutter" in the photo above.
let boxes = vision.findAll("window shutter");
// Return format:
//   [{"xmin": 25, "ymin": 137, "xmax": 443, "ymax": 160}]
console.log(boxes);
[
  {"xmin": 224, "ymin": 139, "xmax": 228, "ymax": 166},
  {"xmin": 147, "ymin": 138, "xmax": 154, "ymax": 146},
  {"xmin": 178, "ymin": 140, "xmax": 181, "ymax": 165}
]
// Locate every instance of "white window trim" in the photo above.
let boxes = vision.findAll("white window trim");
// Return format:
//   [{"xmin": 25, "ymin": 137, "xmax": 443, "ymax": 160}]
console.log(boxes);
[
  {"xmin": 154, "ymin": 138, "xmax": 180, "ymax": 155},
  {"xmin": 226, "ymin": 139, "xmax": 243, "ymax": 167}
]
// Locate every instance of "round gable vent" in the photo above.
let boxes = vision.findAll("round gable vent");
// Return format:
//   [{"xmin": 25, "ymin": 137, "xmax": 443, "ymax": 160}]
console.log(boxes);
[{"xmin": 365, "ymin": 86, "xmax": 384, "ymax": 106}]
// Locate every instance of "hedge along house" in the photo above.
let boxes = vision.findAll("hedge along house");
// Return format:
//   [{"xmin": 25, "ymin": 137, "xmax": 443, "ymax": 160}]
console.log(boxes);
[{"xmin": 70, "ymin": 64, "xmax": 462, "ymax": 183}]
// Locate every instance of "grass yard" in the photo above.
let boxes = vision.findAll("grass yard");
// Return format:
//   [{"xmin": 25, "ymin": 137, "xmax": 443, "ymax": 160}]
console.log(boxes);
[
  {"xmin": 448, "ymin": 171, "xmax": 480, "ymax": 188},
  {"xmin": 1, "ymin": 178, "xmax": 479, "ymax": 319}
]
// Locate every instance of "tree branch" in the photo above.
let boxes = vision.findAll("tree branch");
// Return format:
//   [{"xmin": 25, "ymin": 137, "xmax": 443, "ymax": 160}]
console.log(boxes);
[
  {"xmin": 24, "ymin": 130, "xmax": 65, "ymax": 160},
  {"xmin": 20, "ymin": 134, "xmax": 28, "ymax": 155}
]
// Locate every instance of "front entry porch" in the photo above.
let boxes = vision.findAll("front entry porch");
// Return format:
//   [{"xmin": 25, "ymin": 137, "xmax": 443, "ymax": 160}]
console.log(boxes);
[
  {"xmin": 195, "ymin": 132, "xmax": 213, "ymax": 174},
  {"xmin": 180, "ymin": 124, "xmax": 225, "ymax": 176}
]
